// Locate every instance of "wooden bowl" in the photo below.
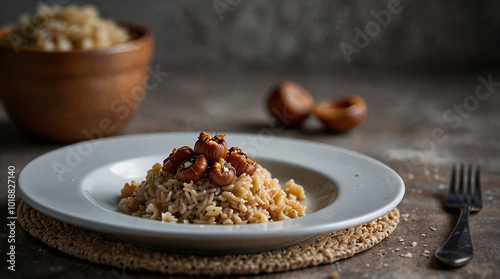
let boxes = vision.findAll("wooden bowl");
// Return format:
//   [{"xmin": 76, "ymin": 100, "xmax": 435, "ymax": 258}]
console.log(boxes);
[{"xmin": 0, "ymin": 23, "xmax": 153, "ymax": 142}]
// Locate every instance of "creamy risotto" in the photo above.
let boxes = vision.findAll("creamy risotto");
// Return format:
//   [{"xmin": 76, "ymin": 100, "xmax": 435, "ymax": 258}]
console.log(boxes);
[{"xmin": 118, "ymin": 132, "xmax": 306, "ymax": 224}]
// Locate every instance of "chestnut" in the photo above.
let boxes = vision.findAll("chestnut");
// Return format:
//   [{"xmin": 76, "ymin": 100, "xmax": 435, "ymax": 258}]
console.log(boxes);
[
  {"xmin": 176, "ymin": 154, "xmax": 208, "ymax": 183},
  {"xmin": 313, "ymin": 95, "xmax": 367, "ymax": 133},
  {"xmin": 226, "ymin": 147, "xmax": 257, "ymax": 176},
  {"xmin": 162, "ymin": 146, "xmax": 194, "ymax": 173},
  {"xmin": 207, "ymin": 158, "xmax": 236, "ymax": 187},
  {"xmin": 194, "ymin": 131, "xmax": 227, "ymax": 164},
  {"xmin": 267, "ymin": 81, "xmax": 315, "ymax": 127}
]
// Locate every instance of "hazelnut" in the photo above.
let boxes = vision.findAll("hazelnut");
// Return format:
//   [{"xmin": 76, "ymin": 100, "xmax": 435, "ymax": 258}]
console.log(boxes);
[
  {"xmin": 267, "ymin": 81, "xmax": 315, "ymax": 127},
  {"xmin": 313, "ymin": 95, "xmax": 367, "ymax": 133},
  {"xmin": 194, "ymin": 131, "xmax": 227, "ymax": 164},
  {"xmin": 162, "ymin": 146, "xmax": 194, "ymax": 173},
  {"xmin": 207, "ymin": 158, "xmax": 236, "ymax": 187},
  {"xmin": 226, "ymin": 147, "xmax": 257, "ymax": 176},
  {"xmin": 176, "ymin": 155, "xmax": 208, "ymax": 183}
]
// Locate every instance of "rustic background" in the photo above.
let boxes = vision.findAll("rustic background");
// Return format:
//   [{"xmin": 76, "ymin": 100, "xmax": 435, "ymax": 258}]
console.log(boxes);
[
  {"xmin": 1, "ymin": 0, "xmax": 499, "ymax": 72},
  {"xmin": 1, "ymin": 1, "xmax": 499, "ymax": 279}
]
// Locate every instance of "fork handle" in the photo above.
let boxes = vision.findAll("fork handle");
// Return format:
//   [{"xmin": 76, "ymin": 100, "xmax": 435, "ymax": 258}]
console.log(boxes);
[{"xmin": 435, "ymin": 207, "xmax": 473, "ymax": 266}]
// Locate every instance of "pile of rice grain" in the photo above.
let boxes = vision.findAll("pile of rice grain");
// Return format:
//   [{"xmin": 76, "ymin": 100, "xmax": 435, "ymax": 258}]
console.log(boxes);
[
  {"xmin": 11, "ymin": 4, "xmax": 130, "ymax": 51},
  {"xmin": 118, "ymin": 163, "xmax": 306, "ymax": 225}
]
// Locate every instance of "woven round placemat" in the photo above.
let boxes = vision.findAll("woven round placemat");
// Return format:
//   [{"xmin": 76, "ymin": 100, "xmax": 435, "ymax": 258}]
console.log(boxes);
[{"xmin": 18, "ymin": 200, "xmax": 399, "ymax": 276}]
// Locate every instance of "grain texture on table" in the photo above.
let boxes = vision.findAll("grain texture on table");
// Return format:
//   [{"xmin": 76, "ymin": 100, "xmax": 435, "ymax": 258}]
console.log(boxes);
[{"xmin": 1, "ymin": 70, "xmax": 499, "ymax": 279}]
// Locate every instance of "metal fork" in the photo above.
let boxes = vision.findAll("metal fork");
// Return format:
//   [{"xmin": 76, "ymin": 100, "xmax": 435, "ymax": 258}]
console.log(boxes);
[{"xmin": 435, "ymin": 164, "xmax": 482, "ymax": 266}]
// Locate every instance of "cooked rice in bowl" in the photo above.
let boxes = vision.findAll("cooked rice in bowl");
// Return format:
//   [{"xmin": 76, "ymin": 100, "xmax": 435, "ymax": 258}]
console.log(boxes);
[
  {"xmin": 7, "ymin": 4, "xmax": 130, "ymax": 51},
  {"xmin": 118, "ymin": 162, "xmax": 306, "ymax": 225}
]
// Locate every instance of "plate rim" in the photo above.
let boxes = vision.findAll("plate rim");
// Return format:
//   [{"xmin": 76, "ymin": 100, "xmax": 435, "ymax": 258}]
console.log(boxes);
[{"xmin": 19, "ymin": 131, "xmax": 405, "ymax": 239}]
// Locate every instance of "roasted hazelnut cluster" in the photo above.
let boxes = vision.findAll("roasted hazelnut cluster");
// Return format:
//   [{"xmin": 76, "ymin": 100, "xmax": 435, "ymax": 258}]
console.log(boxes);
[
  {"xmin": 267, "ymin": 81, "xmax": 367, "ymax": 133},
  {"xmin": 162, "ymin": 132, "xmax": 257, "ymax": 187}
]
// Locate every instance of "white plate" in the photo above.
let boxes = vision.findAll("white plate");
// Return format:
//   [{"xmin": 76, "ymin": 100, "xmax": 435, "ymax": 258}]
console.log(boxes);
[{"xmin": 19, "ymin": 132, "xmax": 404, "ymax": 255}]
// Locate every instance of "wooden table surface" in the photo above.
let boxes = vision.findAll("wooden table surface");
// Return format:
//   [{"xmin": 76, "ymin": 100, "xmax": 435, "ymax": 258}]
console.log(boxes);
[{"xmin": 1, "ymin": 69, "xmax": 499, "ymax": 278}]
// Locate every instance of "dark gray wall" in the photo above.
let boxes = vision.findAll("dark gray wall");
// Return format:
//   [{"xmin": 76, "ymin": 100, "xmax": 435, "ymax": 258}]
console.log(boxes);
[{"xmin": 1, "ymin": 0, "xmax": 499, "ymax": 72}]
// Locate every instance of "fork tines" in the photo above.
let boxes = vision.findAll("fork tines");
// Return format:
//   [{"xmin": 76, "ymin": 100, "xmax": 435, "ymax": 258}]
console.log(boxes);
[{"xmin": 450, "ymin": 164, "xmax": 482, "ymax": 210}]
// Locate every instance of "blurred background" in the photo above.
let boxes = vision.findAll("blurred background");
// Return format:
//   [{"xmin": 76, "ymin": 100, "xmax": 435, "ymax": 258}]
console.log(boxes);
[
  {"xmin": 1, "ymin": 0, "xmax": 499, "ymax": 144},
  {"xmin": 1, "ymin": 0, "xmax": 499, "ymax": 73}
]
